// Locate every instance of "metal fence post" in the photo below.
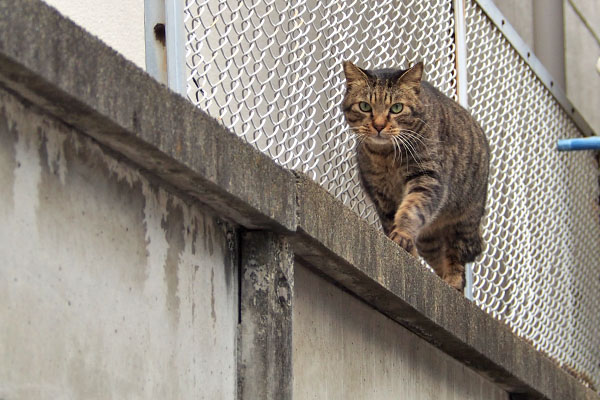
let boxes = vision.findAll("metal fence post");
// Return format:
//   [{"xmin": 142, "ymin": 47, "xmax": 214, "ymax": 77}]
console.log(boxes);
[
  {"xmin": 454, "ymin": 0, "xmax": 469, "ymax": 110},
  {"xmin": 165, "ymin": 0, "xmax": 187, "ymax": 96},
  {"xmin": 453, "ymin": 0, "xmax": 474, "ymax": 300},
  {"xmin": 144, "ymin": 0, "xmax": 167, "ymax": 84}
]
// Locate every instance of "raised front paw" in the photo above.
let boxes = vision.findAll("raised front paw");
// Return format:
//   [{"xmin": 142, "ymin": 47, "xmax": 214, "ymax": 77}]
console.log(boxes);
[{"xmin": 388, "ymin": 229, "xmax": 417, "ymax": 257}]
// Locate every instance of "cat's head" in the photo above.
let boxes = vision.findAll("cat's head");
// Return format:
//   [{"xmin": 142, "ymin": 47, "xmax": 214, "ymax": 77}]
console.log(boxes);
[{"xmin": 342, "ymin": 61, "xmax": 424, "ymax": 146}]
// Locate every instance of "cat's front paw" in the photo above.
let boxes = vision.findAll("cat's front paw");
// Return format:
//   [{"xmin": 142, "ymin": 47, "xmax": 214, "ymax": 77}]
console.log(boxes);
[{"xmin": 389, "ymin": 229, "xmax": 417, "ymax": 257}]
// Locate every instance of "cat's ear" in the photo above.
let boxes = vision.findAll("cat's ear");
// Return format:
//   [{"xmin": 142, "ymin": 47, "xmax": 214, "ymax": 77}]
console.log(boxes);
[
  {"xmin": 397, "ymin": 62, "xmax": 423, "ymax": 93},
  {"xmin": 343, "ymin": 61, "xmax": 369, "ymax": 87}
]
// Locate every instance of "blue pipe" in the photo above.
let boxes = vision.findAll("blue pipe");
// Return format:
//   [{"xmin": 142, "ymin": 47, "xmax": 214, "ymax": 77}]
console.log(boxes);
[{"xmin": 557, "ymin": 137, "xmax": 600, "ymax": 151}]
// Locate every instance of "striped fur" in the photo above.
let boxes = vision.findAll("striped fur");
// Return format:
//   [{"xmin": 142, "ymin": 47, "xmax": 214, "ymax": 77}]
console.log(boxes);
[{"xmin": 342, "ymin": 61, "xmax": 490, "ymax": 292}]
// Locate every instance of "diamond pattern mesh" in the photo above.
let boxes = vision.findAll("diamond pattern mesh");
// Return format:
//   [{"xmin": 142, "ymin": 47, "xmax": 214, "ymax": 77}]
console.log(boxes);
[
  {"xmin": 182, "ymin": 0, "xmax": 599, "ymax": 390},
  {"xmin": 466, "ymin": 0, "xmax": 599, "ymax": 389},
  {"xmin": 184, "ymin": 0, "xmax": 456, "ymax": 224}
]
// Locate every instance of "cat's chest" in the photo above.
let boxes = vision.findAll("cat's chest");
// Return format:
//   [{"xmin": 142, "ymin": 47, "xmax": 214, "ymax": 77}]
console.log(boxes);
[{"xmin": 358, "ymin": 155, "xmax": 405, "ymax": 203}]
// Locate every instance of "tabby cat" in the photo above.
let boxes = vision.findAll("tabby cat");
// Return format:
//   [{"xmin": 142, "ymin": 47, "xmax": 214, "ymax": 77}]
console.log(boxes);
[{"xmin": 342, "ymin": 61, "xmax": 490, "ymax": 292}]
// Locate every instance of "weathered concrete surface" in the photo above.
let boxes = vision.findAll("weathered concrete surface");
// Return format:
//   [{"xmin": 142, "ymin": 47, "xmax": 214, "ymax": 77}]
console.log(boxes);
[
  {"xmin": 0, "ymin": 88, "xmax": 237, "ymax": 399},
  {"xmin": 293, "ymin": 262, "xmax": 508, "ymax": 400},
  {"xmin": 0, "ymin": 0, "xmax": 297, "ymax": 233},
  {"xmin": 0, "ymin": 1, "xmax": 598, "ymax": 399},
  {"xmin": 564, "ymin": 0, "xmax": 600, "ymax": 132},
  {"xmin": 293, "ymin": 173, "xmax": 600, "ymax": 400},
  {"xmin": 238, "ymin": 232, "xmax": 293, "ymax": 400},
  {"xmin": 42, "ymin": 0, "xmax": 145, "ymax": 69}
]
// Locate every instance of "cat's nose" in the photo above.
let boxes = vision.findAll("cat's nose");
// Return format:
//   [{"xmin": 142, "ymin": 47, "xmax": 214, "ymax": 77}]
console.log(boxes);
[{"xmin": 373, "ymin": 122, "xmax": 386, "ymax": 133}]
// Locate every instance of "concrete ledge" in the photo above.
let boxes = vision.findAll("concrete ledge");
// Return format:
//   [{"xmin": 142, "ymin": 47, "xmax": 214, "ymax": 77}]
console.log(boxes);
[
  {"xmin": 0, "ymin": 1, "xmax": 597, "ymax": 399},
  {"xmin": 294, "ymin": 174, "xmax": 598, "ymax": 400},
  {"xmin": 0, "ymin": 0, "xmax": 297, "ymax": 233}
]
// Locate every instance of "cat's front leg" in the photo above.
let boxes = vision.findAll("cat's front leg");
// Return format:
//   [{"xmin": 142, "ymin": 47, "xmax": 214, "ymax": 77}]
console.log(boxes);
[
  {"xmin": 388, "ymin": 229, "xmax": 418, "ymax": 257},
  {"xmin": 389, "ymin": 172, "xmax": 442, "ymax": 257}
]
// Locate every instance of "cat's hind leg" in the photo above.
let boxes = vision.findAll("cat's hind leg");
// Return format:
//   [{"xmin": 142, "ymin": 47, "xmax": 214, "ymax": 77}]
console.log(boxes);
[
  {"xmin": 415, "ymin": 234, "xmax": 455, "ymax": 285},
  {"xmin": 439, "ymin": 255, "xmax": 466, "ymax": 292},
  {"xmin": 416, "ymin": 232, "xmax": 467, "ymax": 292},
  {"xmin": 443, "ymin": 224, "xmax": 484, "ymax": 292}
]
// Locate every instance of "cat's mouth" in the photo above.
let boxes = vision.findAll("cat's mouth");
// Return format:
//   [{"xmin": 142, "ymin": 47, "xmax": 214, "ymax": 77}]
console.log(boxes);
[{"xmin": 366, "ymin": 133, "xmax": 394, "ymax": 145}]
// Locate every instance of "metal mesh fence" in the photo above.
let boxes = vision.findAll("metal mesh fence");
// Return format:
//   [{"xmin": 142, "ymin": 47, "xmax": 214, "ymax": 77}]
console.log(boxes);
[
  {"xmin": 184, "ymin": 0, "xmax": 457, "ymax": 224},
  {"xmin": 465, "ymin": 0, "xmax": 600, "ymax": 389},
  {"xmin": 182, "ymin": 0, "xmax": 599, "ymax": 390}
]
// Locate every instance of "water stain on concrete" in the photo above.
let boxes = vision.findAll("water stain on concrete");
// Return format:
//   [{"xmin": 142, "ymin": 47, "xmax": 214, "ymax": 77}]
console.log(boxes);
[
  {"xmin": 211, "ymin": 267, "xmax": 217, "ymax": 330},
  {"xmin": 30, "ymin": 105, "xmax": 149, "ymax": 289},
  {"xmin": 199, "ymin": 212, "xmax": 215, "ymax": 256},
  {"xmin": 206, "ymin": 220, "xmax": 214, "ymax": 256},
  {"xmin": 162, "ymin": 199, "xmax": 184, "ymax": 323},
  {"xmin": 0, "ymin": 82, "xmax": 238, "ymax": 399},
  {"xmin": 221, "ymin": 222, "xmax": 237, "ymax": 294},
  {"xmin": 0, "ymin": 103, "xmax": 17, "ymax": 217},
  {"xmin": 190, "ymin": 215, "xmax": 199, "ymax": 255}
]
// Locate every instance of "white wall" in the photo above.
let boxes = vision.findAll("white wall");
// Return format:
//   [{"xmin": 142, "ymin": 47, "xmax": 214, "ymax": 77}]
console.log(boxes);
[{"xmin": 42, "ymin": 0, "xmax": 146, "ymax": 69}]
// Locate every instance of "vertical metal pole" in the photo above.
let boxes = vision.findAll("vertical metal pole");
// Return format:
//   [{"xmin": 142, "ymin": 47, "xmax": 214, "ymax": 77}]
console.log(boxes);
[
  {"xmin": 453, "ymin": 0, "xmax": 469, "ymax": 111},
  {"xmin": 453, "ymin": 0, "xmax": 474, "ymax": 301},
  {"xmin": 144, "ymin": 0, "xmax": 168, "ymax": 84},
  {"xmin": 165, "ymin": 0, "xmax": 187, "ymax": 96}
]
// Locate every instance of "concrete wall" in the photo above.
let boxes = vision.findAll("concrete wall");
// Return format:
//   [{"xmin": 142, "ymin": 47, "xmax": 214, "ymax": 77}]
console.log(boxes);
[
  {"xmin": 0, "ymin": 88, "xmax": 237, "ymax": 399},
  {"xmin": 41, "ymin": 0, "xmax": 146, "ymax": 69},
  {"xmin": 293, "ymin": 263, "xmax": 508, "ymax": 400}
]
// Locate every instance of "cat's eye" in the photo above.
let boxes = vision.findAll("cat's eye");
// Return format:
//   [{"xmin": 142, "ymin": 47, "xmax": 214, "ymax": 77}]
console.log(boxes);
[
  {"xmin": 358, "ymin": 102, "xmax": 372, "ymax": 112},
  {"xmin": 390, "ymin": 103, "xmax": 403, "ymax": 114}
]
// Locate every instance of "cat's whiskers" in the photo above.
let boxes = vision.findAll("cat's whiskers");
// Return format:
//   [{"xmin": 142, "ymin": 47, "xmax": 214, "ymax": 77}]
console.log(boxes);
[
  {"xmin": 392, "ymin": 130, "xmax": 426, "ymax": 173},
  {"xmin": 390, "ymin": 135, "xmax": 403, "ymax": 165},
  {"xmin": 401, "ymin": 137, "xmax": 425, "ymax": 173},
  {"xmin": 399, "ymin": 129, "xmax": 436, "ymax": 159},
  {"xmin": 350, "ymin": 126, "xmax": 428, "ymax": 170},
  {"xmin": 399, "ymin": 133, "xmax": 428, "ymax": 154},
  {"xmin": 347, "ymin": 127, "xmax": 364, "ymax": 135},
  {"xmin": 405, "ymin": 140, "xmax": 427, "ymax": 173},
  {"xmin": 400, "ymin": 128, "xmax": 436, "ymax": 146},
  {"xmin": 355, "ymin": 135, "xmax": 368, "ymax": 147},
  {"xmin": 415, "ymin": 117, "xmax": 433, "ymax": 132},
  {"xmin": 347, "ymin": 127, "xmax": 370, "ymax": 146},
  {"xmin": 390, "ymin": 133, "xmax": 411, "ymax": 174},
  {"xmin": 390, "ymin": 135, "xmax": 397, "ymax": 163}
]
